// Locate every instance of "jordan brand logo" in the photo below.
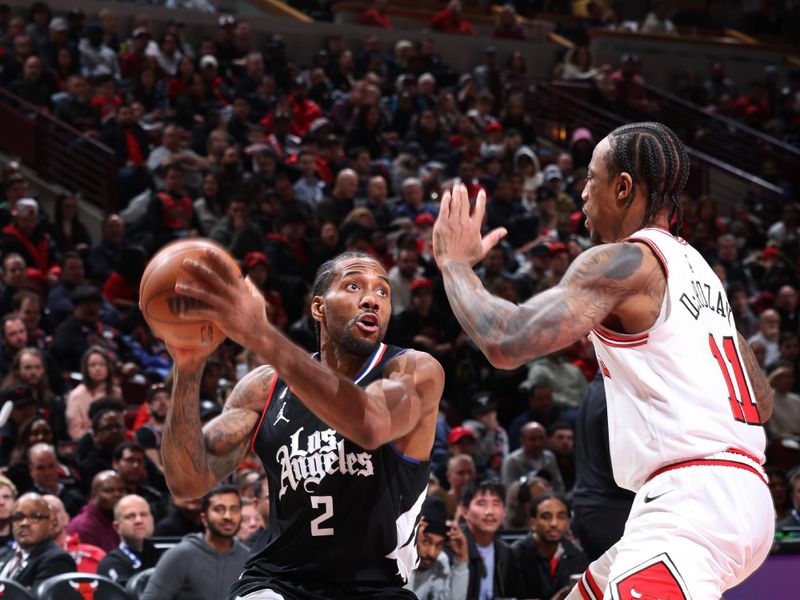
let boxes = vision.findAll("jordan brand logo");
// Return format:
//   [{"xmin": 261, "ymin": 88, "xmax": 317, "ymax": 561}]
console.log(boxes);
[{"xmin": 274, "ymin": 401, "xmax": 290, "ymax": 425}]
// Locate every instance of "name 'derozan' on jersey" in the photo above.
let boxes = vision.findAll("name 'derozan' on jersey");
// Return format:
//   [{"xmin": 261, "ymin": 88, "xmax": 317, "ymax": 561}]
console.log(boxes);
[
  {"xmin": 276, "ymin": 427, "xmax": 374, "ymax": 498},
  {"xmin": 678, "ymin": 271, "xmax": 733, "ymax": 324}
]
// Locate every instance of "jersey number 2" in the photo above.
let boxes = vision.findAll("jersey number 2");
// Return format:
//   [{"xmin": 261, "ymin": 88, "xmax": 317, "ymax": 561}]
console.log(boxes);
[
  {"xmin": 708, "ymin": 334, "xmax": 760, "ymax": 425},
  {"xmin": 310, "ymin": 495, "xmax": 334, "ymax": 536}
]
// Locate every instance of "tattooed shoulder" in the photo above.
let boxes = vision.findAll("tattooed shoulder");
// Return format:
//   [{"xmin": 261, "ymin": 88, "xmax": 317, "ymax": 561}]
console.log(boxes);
[
  {"xmin": 225, "ymin": 364, "xmax": 276, "ymax": 413},
  {"xmin": 567, "ymin": 243, "xmax": 644, "ymax": 288}
]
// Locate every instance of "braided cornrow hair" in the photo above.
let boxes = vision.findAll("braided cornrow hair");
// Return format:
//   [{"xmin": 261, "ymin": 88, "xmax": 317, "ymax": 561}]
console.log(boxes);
[{"xmin": 606, "ymin": 122, "xmax": 690, "ymax": 234}]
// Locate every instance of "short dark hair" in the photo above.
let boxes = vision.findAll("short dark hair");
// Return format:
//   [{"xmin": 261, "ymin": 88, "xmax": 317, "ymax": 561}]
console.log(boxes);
[
  {"xmin": 253, "ymin": 476, "xmax": 268, "ymax": 499},
  {"xmin": 164, "ymin": 163, "xmax": 185, "ymax": 177},
  {"xmin": 113, "ymin": 441, "xmax": 145, "ymax": 462},
  {"xmin": 89, "ymin": 397, "xmax": 126, "ymax": 431},
  {"xmin": 11, "ymin": 290, "xmax": 38, "ymax": 312},
  {"xmin": 462, "ymin": 479, "xmax": 505, "ymax": 507},
  {"xmin": 60, "ymin": 251, "xmax": 82, "ymax": 269},
  {"xmin": 201, "ymin": 484, "xmax": 241, "ymax": 513},
  {"xmin": 311, "ymin": 251, "xmax": 382, "ymax": 298},
  {"xmin": 547, "ymin": 421, "xmax": 573, "ymax": 436},
  {"xmin": 530, "ymin": 491, "xmax": 570, "ymax": 518}
]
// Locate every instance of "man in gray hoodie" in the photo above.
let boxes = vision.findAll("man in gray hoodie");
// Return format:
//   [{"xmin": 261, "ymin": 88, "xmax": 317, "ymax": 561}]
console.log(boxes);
[{"xmin": 142, "ymin": 485, "xmax": 249, "ymax": 600}]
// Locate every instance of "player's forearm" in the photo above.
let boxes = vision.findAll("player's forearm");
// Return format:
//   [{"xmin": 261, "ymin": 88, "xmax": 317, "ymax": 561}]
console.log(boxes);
[
  {"xmin": 441, "ymin": 261, "xmax": 562, "ymax": 369},
  {"xmin": 249, "ymin": 327, "xmax": 411, "ymax": 448},
  {"xmin": 162, "ymin": 368, "xmax": 220, "ymax": 499},
  {"xmin": 738, "ymin": 333, "xmax": 773, "ymax": 422}
]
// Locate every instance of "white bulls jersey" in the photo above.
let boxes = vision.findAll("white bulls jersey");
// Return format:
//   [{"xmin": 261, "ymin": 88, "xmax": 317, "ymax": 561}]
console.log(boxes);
[{"xmin": 588, "ymin": 227, "xmax": 766, "ymax": 492}]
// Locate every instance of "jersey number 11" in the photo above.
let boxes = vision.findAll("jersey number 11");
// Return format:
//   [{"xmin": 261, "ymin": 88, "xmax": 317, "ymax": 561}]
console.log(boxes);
[{"xmin": 708, "ymin": 334, "xmax": 760, "ymax": 425}]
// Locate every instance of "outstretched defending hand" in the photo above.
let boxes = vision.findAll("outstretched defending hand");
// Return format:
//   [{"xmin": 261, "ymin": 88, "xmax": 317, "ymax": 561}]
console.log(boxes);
[
  {"xmin": 175, "ymin": 248, "xmax": 271, "ymax": 349},
  {"xmin": 432, "ymin": 182, "xmax": 507, "ymax": 269}
]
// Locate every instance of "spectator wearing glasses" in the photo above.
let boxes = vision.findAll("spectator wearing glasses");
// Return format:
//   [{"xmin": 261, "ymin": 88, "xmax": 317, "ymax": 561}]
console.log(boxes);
[
  {"xmin": 0, "ymin": 492, "xmax": 75, "ymax": 589},
  {"xmin": 66, "ymin": 470, "xmax": 125, "ymax": 552},
  {"xmin": 75, "ymin": 399, "xmax": 127, "ymax": 486},
  {"xmin": 112, "ymin": 442, "xmax": 167, "ymax": 522}
]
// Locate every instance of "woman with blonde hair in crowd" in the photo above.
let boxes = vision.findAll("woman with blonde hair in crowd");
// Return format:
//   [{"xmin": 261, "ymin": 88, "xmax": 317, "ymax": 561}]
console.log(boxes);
[{"xmin": 65, "ymin": 346, "xmax": 121, "ymax": 441}]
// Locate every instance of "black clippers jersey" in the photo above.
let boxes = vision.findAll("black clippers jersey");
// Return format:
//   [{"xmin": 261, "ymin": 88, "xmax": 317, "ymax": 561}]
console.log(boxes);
[{"xmin": 232, "ymin": 343, "xmax": 430, "ymax": 593}]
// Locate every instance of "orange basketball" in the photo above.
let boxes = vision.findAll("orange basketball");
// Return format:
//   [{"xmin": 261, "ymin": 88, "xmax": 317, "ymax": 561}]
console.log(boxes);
[{"xmin": 139, "ymin": 239, "xmax": 241, "ymax": 349}]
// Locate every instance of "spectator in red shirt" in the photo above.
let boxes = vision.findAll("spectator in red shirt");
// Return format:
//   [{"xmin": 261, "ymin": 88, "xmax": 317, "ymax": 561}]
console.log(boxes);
[
  {"xmin": 44, "ymin": 494, "xmax": 106, "ymax": 574},
  {"xmin": 66, "ymin": 470, "xmax": 124, "ymax": 552},
  {"xmin": 120, "ymin": 28, "xmax": 151, "ymax": 81},
  {"xmin": 432, "ymin": 0, "xmax": 475, "ymax": 36},
  {"xmin": 260, "ymin": 79, "xmax": 323, "ymax": 139},
  {"xmin": 733, "ymin": 82, "xmax": 771, "ymax": 128},
  {"xmin": 360, "ymin": 0, "xmax": 393, "ymax": 29},
  {"xmin": 102, "ymin": 247, "xmax": 145, "ymax": 317}
]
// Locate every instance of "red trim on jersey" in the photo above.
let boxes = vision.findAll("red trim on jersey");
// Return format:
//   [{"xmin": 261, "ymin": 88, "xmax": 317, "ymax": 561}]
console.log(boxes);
[
  {"xmin": 249, "ymin": 375, "xmax": 279, "ymax": 453},
  {"xmin": 593, "ymin": 326, "xmax": 648, "ymax": 343},
  {"xmin": 592, "ymin": 327, "xmax": 648, "ymax": 348},
  {"xmin": 585, "ymin": 569, "xmax": 603, "ymax": 597},
  {"xmin": 723, "ymin": 447, "xmax": 763, "ymax": 464},
  {"xmin": 627, "ymin": 236, "xmax": 669, "ymax": 277},
  {"xmin": 577, "ymin": 579, "xmax": 593, "ymax": 600},
  {"xmin": 646, "ymin": 457, "xmax": 767, "ymax": 487}
]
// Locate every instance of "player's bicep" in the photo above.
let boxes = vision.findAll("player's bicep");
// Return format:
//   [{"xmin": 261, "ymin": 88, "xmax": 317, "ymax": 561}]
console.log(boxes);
[
  {"xmin": 364, "ymin": 352, "xmax": 444, "ymax": 446},
  {"xmin": 202, "ymin": 365, "xmax": 275, "ymax": 457},
  {"xmin": 496, "ymin": 244, "xmax": 644, "ymax": 364}
]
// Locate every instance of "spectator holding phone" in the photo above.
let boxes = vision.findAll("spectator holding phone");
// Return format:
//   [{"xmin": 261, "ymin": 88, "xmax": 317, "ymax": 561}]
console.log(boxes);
[{"xmin": 406, "ymin": 495, "xmax": 468, "ymax": 600}]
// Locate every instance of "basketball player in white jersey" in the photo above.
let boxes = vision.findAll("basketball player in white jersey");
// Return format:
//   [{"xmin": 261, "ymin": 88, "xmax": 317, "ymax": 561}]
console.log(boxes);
[{"xmin": 432, "ymin": 122, "xmax": 774, "ymax": 599}]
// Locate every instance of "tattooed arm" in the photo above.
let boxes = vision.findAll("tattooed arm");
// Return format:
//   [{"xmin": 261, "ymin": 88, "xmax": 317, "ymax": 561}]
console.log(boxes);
[
  {"xmin": 441, "ymin": 243, "xmax": 645, "ymax": 370},
  {"xmin": 737, "ymin": 333, "xmax": 773, "ymax": 422},
  {"xmin": 162, "ymin": 361, "xmax": 272, "ymax": 500}
]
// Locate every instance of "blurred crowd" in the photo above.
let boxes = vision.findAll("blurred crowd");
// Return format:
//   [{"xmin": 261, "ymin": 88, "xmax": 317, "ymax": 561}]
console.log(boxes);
[{"xmin": 0, "ymin": 1, "xmax": 797, "ymax": 598}]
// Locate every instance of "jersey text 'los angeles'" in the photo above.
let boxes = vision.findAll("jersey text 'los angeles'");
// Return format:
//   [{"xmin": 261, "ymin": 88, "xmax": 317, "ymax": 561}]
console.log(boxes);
[{"xmin": 231, "ymin": 343, "xmax": 429, "ymax": 595}]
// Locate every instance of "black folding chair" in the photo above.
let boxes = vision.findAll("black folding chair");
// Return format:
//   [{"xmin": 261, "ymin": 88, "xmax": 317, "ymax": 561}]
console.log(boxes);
[{"xmin": 35, "ymin": 572, "xmax": 131, "ymax": 600}]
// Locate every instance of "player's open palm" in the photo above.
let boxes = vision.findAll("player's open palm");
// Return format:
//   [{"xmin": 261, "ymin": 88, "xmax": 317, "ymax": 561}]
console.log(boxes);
[{"xmin": 433, "ymin": 183, "xmax": 506, "ymax": 268}]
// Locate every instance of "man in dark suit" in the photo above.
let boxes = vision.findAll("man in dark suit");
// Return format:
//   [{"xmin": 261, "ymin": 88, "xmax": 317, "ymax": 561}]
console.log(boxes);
[{"xmin": 0, "ymin": 492, "xmax": 76, "ymax": 589}]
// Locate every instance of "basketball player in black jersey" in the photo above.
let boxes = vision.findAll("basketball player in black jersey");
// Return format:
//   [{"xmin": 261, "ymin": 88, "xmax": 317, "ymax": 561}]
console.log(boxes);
[{"xmin": 161, "ymin": 251, "xmax": 445, "ymax": 600}]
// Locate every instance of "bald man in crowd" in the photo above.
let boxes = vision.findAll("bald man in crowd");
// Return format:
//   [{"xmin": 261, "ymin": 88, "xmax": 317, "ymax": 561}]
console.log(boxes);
[
  {"xmin": 502, "ymin": 422, "xmax": 564, "ymax": 491},
  {"xmin": 315, "ymin": 168, "xmax": 358, "ymax": 226},
  {"xmin": 44, "ymin": 494, "xmax": 106, "ymax": 573},
  {"xmin": 67, "ymin": 470, "xmax": 125, "ymax": 551},
  {"xmin": 98, "ymin": 494, "xmax": 157, "ymax": 585}
]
